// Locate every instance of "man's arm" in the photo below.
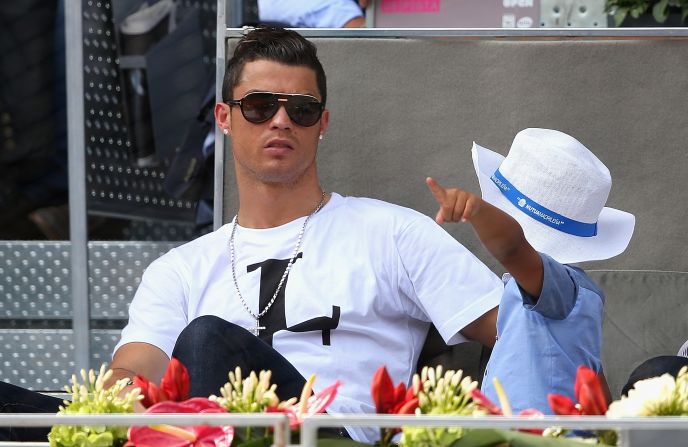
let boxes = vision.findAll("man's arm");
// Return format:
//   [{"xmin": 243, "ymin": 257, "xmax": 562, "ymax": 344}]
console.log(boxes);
[
  {"xmin": 107, "ymin": 342, "xmax": 169, "ymax": 388},
  {"xmin": 106, "ymin": 249, "xmax": 189, "ymax": 389},
  {"xmin": 460, "ymin": 306, "xmax": 498, "ymax": 347},
  {"xmin": 426, "ymin": 177, "xmax": 543, "ymax": 299}
]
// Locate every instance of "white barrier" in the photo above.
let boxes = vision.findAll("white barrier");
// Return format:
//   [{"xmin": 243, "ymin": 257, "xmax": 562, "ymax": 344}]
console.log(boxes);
[{"xmin": 0, "ymin": 413, "xmax": 687, "ymax": 446}]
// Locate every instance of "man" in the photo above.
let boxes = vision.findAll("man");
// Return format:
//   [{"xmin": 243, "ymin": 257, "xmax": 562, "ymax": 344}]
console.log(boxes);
[
  {"xmin": 110, "ymin": 26, "xmax": 501, "ymax": 442},
  {"xmin": 0, "ymin": 27, "xmax": 499, "ymax": 443}
]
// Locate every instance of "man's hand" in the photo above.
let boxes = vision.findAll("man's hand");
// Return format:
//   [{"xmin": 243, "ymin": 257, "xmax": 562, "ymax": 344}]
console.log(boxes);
[
  {"xmin": 109, "ymin": 343, "xmax": 169, "ymax": 412},
  {"xmin": 426, "ymin": 177, "xmax": 483, "ymax": 224},
  {"xmin": 110, "ymin": 342, "xmax": 169, "ymax": 386}
]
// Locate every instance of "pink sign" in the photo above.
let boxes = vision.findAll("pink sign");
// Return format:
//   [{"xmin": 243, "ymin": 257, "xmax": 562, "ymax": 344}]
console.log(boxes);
[
  {"xmin": 375, "ymin": 0, "xmax": 539, "ymax": 28},
  {"xmin": 381, "ymin": 0, "xmax": 441, "ymax": 13}
]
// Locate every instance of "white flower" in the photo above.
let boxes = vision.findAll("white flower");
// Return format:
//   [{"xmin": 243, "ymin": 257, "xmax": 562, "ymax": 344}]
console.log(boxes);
[
  {"xmin": 210, "ymin": 367, "xmax": 279, "ymax": 413},
  {"xmin": 607, "ymin": 374, "xmax": 676, "ymax": 417}
]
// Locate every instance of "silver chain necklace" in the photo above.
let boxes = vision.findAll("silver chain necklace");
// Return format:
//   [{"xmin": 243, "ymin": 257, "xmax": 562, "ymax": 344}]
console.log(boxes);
[{"xmin": 229, "ymin": 191, "xmax": 327, "ymax": 336}]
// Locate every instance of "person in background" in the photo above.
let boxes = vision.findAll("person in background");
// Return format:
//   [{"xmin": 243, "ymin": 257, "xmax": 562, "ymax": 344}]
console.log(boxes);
[
  {"xmin": 257, "ymin": 0, "xmax": 368, "ymax": 28},
  {"xmin": 619, "ymin": 339, "xmax": 688, "ymax": 396},
  {"xmin": 427, "ymin": 128, "xmax": 635, "ymax": 413},
  {"xmin": 0, "ymin": 0, "xmax": 68, "ymax": 239},
  {"xmin": 679, "ymin": 339, "xmax": 688, "ymax": 358}
]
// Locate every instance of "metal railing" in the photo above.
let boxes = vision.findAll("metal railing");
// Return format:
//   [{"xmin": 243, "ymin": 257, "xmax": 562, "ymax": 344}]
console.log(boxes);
[
  {"xmin": 0, "ymin": 413, "xmax": 289, "ymax": 447},
  {"xmin": 1, "ymin": 413, "xmax": 688, "ymax": 447}
]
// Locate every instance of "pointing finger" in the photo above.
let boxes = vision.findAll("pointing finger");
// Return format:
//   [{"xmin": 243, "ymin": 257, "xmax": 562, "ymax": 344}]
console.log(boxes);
[{"xmin": 426, "ymin": 177, "xmax": 447, "ymax": 202}]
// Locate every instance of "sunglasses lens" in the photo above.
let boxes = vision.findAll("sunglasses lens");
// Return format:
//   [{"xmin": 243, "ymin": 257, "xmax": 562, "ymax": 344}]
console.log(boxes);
[
  {"xmin": 285, "ymin": 98, "xmax": 323, "ymax": 127},
  {"xmin": 237, "ymin": 93, "xmax": 323, "ymax": 126},
  {"xmin": 241, "ymin": 93, "xmax": 279, "ymax": 123}
]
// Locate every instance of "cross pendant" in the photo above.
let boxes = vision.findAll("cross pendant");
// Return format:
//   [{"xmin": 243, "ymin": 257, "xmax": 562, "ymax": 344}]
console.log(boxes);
[{"xmin": 251, "ymin": 319, "xmax": 266, "ymax": 336}]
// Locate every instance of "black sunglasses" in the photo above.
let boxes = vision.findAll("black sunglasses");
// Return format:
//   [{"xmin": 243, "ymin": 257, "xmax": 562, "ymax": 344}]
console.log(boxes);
[{"xmin": 226, "ymin": 91, "xmax": 324, "ymax": 127}]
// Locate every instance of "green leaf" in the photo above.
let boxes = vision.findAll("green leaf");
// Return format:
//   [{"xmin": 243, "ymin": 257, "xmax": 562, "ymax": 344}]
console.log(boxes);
[
  {"xmin": 631, "ymin": 4, "xmax": 649, "ymax": 18},
  {"xmin": 446, "ymin": 429, "xmax": 505, "ymax": 447},
  {"xmin": 653, "ymin": 0, "xmax": 670, "ymax": 22},
  {"xmin": 682, "ymin": 6, "xmax": 688, "ymax": 22},
  {"xmin": 447, "ymin": 429, "xmax": 609, "ymax": 447},
  {"xmin": 613, "ymin": 9, "xmax": 628, "ymax": 27}
]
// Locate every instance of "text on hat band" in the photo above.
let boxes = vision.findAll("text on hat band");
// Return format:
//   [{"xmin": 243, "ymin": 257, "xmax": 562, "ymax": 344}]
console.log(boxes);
[{"xmin": 491, "ymin": 169, "xmax": 598, "ymax": 237}]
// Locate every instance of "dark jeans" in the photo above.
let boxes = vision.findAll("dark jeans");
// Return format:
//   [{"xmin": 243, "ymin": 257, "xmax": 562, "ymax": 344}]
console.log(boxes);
[
  {"xmin": 173, "ymin": 316, "xmax": 349, "ymax": 439},
  {"xmin": 0, "ymin": 381, "xmax": 62, "ymax": 441},
  {"xmin": 172, "ymin": 315, "xmax": 307, "ymax": 400},
  {"xmin": 0, "ymin": 316, "xmax": 310, "ymax": 441}
]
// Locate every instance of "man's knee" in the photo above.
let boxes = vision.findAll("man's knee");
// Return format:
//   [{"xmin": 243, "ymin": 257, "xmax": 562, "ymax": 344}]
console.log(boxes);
[
  {"xmin": 182, "ymin": 315, "xmax": 229, "ymax": 338},
  {"xmin": 175, "ymin": 316, "xmax": 254, "ymax": 350}
]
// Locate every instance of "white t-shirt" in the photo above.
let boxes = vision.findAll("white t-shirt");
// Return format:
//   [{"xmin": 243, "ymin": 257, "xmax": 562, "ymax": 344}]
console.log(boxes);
[{"xmin": 116, "ymin": 193, "xmax": 501, "ymax": 442}]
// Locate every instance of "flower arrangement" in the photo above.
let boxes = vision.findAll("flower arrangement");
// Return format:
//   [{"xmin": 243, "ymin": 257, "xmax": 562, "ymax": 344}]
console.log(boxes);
[
  {"xmin": 209, "ymin": 367, "xmax": 342, "ymax": 443},
  {"xmin": 126, "ymin": 398, "xmax": 234, "ymax": 447},
  {"xmin": 399, "ymin": 366, "xmax": 479, "ymax": 446},
  {"xmin": 545, "ymin": 366, "xmax": 617, "ymax": 446},
  {"xmin": 210, "ymin": 368, "xmax": 279, "ymax": 414},
  {"xmin": 48, "ymin": 361, "xmax": 688, "ymax": 447},
  {"xmin": 48, "ymin": 365, "xmax": 142, "ymax": 447},
  {"xmin": 49, "ymin": 360, "xmax": 340, "ymax": 447},
  {"xmin": 370, "ymin": 365, "xmax": 420, "ymax": 446},
  {"xmin": 607, "ymin": 365, "xmax": 688, "ymax": 417},
  {"xmin": 370, "ymin": 364, "xmax": 688, "ymax": 446},
  {"xmin": 133, "ymin": 357, "xmax": 189, "ymax": 407}
]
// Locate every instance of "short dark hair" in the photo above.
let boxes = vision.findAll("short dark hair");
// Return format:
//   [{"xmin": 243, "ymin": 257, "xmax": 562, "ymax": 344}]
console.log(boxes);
[
  {"xmin": 621, "ymin": 355, "xmax": 688, "ymax": 396},
  {"xmin": 222, "ymin": 27, "xmax": 327, "ymax": 107}
]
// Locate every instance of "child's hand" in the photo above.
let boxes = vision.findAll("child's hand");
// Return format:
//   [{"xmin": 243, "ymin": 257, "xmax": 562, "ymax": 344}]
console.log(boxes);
[{"xmin": 426, "ymin": 177, "xmax": 482, "ymax": 224}]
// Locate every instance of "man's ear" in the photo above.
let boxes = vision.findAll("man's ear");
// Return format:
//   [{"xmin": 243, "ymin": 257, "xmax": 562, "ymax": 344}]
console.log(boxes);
[
  {"xmin": 215, "ymin": 102, "xmax": 232, "ymax": 135},
  {"xmin": 319, "ymin": 109, "xmax": 330, "ymax": 137}
]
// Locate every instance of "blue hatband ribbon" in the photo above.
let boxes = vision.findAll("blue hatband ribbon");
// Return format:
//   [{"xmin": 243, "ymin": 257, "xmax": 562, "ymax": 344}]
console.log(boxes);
[{"xmin": 490, "ymin": 169, "xmax": 597, "ymax": 237}]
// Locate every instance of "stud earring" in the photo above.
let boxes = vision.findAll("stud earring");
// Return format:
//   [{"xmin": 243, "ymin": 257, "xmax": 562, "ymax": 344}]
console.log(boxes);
[
  {"xmin": 223, "ymin": 128, "xmax": 229, "ymax": 135},
  {"xmin": 319, "ymin": 134, "xmax": 323, "ymax": 140}
]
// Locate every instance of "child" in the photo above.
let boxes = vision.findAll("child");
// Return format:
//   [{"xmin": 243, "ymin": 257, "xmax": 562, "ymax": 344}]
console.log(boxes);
[{"xmin": 427, "ymin": 128, "xmax": 635, "ymax": 413}]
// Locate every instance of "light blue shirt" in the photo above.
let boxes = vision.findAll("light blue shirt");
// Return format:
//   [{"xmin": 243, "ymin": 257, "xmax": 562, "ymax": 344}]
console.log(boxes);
[
  {"xmin": 481, "ymin": 253, "xmax": 604, "ymax": 414},
  {"xmin": 258, "ymin": 0, "xmax": 363, "ymax": 28}
]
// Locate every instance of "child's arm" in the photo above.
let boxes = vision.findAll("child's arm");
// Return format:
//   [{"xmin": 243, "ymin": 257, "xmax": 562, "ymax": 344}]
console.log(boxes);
[
  {"xmin": 598, "ymin": 369, "xmax": 613, "ymax": 406},
  {"xmin": 426, "ymin": 177, "xmax": 544, "ymax": 299}
]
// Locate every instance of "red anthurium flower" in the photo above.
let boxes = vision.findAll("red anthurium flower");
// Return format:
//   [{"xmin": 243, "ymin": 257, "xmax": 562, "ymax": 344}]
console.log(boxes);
[
  {"xmin": 127, "ymin": 397, "xmax": 234, "ymax": 447},
  {"xmin": 134, "ymin": 357, "xmax": 191, "ymax": 408},
  {"xmin": 371, "ymin": 366, "xmax": 419, "ymax": 415},
  {"xmin": 548, "ymin": 366, "xmax": 607, "ymax": 416},
  {"xmin": 548, "ymin": 393, "xmax": 582, "ymax": 416},
  {"xmin": 371, "ymin": 366, "xmax": 397, "ymax": 414},
  {"xmin": 394, "ymin": 393, "xmax": 419, "ymax": 415},
  {"xmin": 133, "ymin": 379, "xmax": 167, "ymax": 408},
  {"xmin": 161, "ymin": 358, "xmax": 191, "ymax": 402},
  {"xmin": 574, "ymin": 366, "xmax": 608, "ymax": 415},
  {"xmin": 273, "ymin": 379, "xmax": 342, "ymax": 429},
  {"xmin": 472, "ymin": 388, "xmax": 544, "ymax": 434},
  {"xmin": 471, "ymin": 389, "xmax": 502, "ymax": 415},
  {"xmin": 517, "ymin": 408, "xmax": 545, "ymax": 435}
]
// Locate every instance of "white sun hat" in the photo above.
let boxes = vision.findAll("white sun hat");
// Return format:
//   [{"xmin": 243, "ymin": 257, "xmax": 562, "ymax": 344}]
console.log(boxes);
[{"xmin": 472, "ymin": 128, "xmax": 635, "ymax": 265}]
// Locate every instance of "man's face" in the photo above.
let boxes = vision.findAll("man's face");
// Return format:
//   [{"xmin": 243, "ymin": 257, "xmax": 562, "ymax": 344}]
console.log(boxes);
[{"xmin": 216, "ymin": 59, "xmax": 329, "ymax": 186}]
